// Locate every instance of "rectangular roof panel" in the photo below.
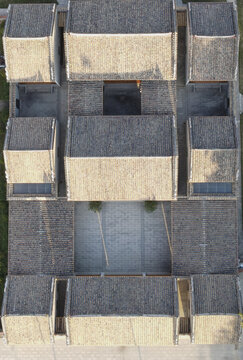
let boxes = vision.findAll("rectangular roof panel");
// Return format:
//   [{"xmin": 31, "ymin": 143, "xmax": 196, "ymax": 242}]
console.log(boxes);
[
  {"xmin": 68, "ymin": 115, "xmax": 174, "ymax": 157},
  {"xmin": 6, "ymin": 4, "xmax": 55, "ymax": 38},
  {"xmin": 68, "ymin": 0, "xmax": 174, "ymax": 34},
  {"xmin": 68, "ymin": 276, "xmax": 176, "ymax": 316},
  {"xmin": 189, "ymin": 2, "xmax": 236, "ymax": 37}
]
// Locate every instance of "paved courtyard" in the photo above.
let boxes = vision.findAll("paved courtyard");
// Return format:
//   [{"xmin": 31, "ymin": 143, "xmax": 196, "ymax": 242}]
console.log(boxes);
[{"xmin": 74, "ymin": 202, "xmax": 171, "ymax": 274}]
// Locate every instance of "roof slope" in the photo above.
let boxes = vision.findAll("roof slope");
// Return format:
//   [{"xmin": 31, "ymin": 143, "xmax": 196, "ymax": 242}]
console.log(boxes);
[
  {"xmin": 191, "ymin": 275, "xmax": 240, "ymax": 315},
  {"xmin": 68, "ymin": 276, "xmax": 176, "ymax": 316},
  {"xmin": 171, "ymin": 200, "xmax": 238, "ymax": 276},
  {"xmin": 188, "ymin": 117, "xmax": 238, "ymax": 183},
  {"xmin": 65, "ymin": 0, "xmax": 177, "ymax": 80},
  {"xmin": 4, "ymin": 275, "xmax": 53, "ymax": 315},
  {"xmin": 66, "ymin": 276, "xmax": 178, "ymax": 346},
  {"xmin": 189, "ymin": 3, "xmax": 236, "ymax": 36},
  {"xmin": 65, "ymin": 116, "xmax": 178, "ymax": 201},
  {"xmin": 190, "ymin": 275, "xmax": 241, "ymax": 345},
  {"xmin": 8, "ymin": 200, "xmax": 74, "ymax": 276},
  {"xmin": 68, "ymin": 115, "xmax": 174, "ymax": 157},
  {"xmin": 187, "ymin": 2, "xmax": 238, "ymax": 81},
  {"xmin": 68, "ymin": 0, "xmax": 175, "ymax": 34},
  {"xmin": 6, "ymin": 4, "xmax": 55, "ymax": 38},
  {"xmin": 68, "ymin": 81, "xmax": 103, "ymax": 116},
  {"xmin": 4, "ymin": 4, "xmax": 57, "ymax": 82},
  {"xmin": 7, "ymin": 117, "xmax": 53, "ymax": 150},
  {"xmin": 141, "ymin": 81, "xmax": 176, "ymax": 115},
  {"xmin": 189, "ymin": 117, "xmax": 236, "ymax": 150},
  {"xmin": 4, "ymin": 117, "xmax": 56, "ymax": 184},
  {"xmin": 1, "ymin": 275, "xmax": 54, "ymax": 345}
]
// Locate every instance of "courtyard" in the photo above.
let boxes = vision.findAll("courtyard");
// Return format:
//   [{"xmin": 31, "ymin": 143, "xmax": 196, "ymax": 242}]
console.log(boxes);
[{"xmin": 74, "ymin": 201, "xmax": 171, "ymax": 275}]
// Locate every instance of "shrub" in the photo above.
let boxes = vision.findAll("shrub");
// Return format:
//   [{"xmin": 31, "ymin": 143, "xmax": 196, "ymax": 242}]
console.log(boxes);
[
  {"xmin": 88, "ymin": 201, "xmax": 102, "ymax": 213},
  {"xmin": 144, "ymin": 201, "xmax": 157, "ymax": 213}
]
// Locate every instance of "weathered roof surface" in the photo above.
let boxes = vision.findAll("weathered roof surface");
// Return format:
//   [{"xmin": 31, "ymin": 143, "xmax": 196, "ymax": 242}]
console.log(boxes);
[
  {"xmin": 8, "ymin": 200, "xmax": 74, "ymax": 276},
  {"xmin": 68, "ymin": 115, "xmax": 174, "ymax": 157},
  {"xmin": 1, "ymin": 275, "xmax": 54, "ymax": 344},
  {"xmin": 189, "ymin": 117, "xmax": 236, "ymax": 150},
  {"xmin": 187, "ymin": 3, "xmax": 238, "ymax": 81},
  {"xmin": 141, "ymin": 81, "xmax": 176, "ymax": 115},
  {"xmin": 68, "ymin": 81, "xmax": 103, "ymax": 116},
  {"xmin": 4, "ymin": 4, "xmax": 57, "ymax": 82},
  {"xmin": 4, "ymin": 118, "xmax": 56, "ymax": 183},
  {"xmin": 65, "ymin": 0, "xmax": 177, "ymax": 80},
  {"xmin": 65, "ymin": 116, "xmax": 178, "ymax": 201},
  {"xmin": 66, "ymin": 276, "xmax": 178, "ymax": 346},
  {"xmin": 188, "ymin": 117, "xmax": 238, "ymax": 183},
  {"xmin": 191, "ymin": 275, "xmax": 239, "ymax": 315},
  {"xmin": 189, "ymin": 2, "xmax": 236, "ymax": 36},
  {"xmin": 68, "ymin": 276, "xmax": 176, "ymax": 316},
  {"xmin": 171, "ymin": 200, "xmax": 238, "ymax": 276},
  {"xmin": 191, "ymin": 274, "xmax": 241, "ymax": 345},
  {"xmin": 4, "ymin": 275, "xmax": 53, "ymax": 315},
  {"xmin": 6, "ymin": 4, "xmax": 55, "ymax": 38},
  {"xmin": 68, "ymin": 0, "xmax": 175, "ymax": 34},
  {"xmin": 7, "ymin": 117, "xmax": 53, "ymax": 150}
]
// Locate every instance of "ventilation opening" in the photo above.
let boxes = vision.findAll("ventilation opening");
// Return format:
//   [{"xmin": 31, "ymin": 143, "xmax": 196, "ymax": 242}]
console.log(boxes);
[
  {"xmin": 178, "ymin": 279, "xmax": 191, "ymax": 335},
  {"xmin": 55, "ymin": 280, "xmax": 67, "ymax": 335},
  {"xmin": 103, "ymin": 81, "xmax": 141, "ymax": 115}
]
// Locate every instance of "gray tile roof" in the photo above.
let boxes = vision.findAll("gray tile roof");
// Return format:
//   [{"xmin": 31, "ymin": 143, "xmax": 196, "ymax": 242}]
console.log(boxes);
[
  {"xmin": 68, "ymin": 276, "xmax": 176, "ymax": 316},
  {"xmin": 65, "ymin": 0, "xmax": 177, "ymax": 81},
  {"xmin": 68, "ymin": 82, "xmax": 103, "ymax": 116},
  {"xmin": 5, "ymin": 4, "xmax": 55, "ymax": 38},
  {"xmin": 190, "ymin": 117, "xmax": 236, "ymax": 150},
  {"xmin": 187, "ymin": 117, "xmax": 238, "ymax": 183},
  {"xmin": 7, "ymin": 117, "xmax": 54, "ymax": 150},
  {"xmin": 141, "ymin": 81, "xmax": 176, "ymax": 115},
  {"xmin": 68, "ymin": 0, "xmax": 175, "ymax": 34},
  {"xmin": 5, "ymin": 275, "xmax": 53, "ymax": 315},
  {"xmin": 8, "ymin": 200, "xmax": 74, "ymax": 276},
  {"xmin": 191, "ymin": 275, "xmax": 239, "ymax": 315},
  {"xmin": 189, "ymin": 3, "xmax": 236, "ymax": 37},
  {"xmin": 187, "ymin": 3, "xmax": 238, "ymax": 82},
  {"xmin": 171, "ymin": 200, "xmax": 238, "ymax": 276},
  {"xmin": 68, "ymin": 115, "xmax": 174, "ymax": 157}
]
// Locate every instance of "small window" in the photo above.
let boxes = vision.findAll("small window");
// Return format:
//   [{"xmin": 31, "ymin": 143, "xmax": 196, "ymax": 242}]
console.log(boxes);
[
  {"xmin": 13, "ymin": 183, "xmax": 52, "ymax": 195},
  {"xmin": 193, "ymin": 183, "xmax": 232, "ymax": 194}
]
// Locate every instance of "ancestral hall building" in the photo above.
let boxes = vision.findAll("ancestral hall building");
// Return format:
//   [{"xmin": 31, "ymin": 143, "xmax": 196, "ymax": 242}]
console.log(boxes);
[{"xmin": 1, "ymin": 0, "xmax": 242, "ymax": 346}]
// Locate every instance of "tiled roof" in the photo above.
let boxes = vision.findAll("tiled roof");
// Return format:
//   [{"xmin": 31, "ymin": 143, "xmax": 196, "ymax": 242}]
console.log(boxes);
[
  {"xmin": 8, "ymin": 200, "xmax": 74, "ymax": 276},
  {"xmin": 65, "ymin": 0, "xmax": 177, "ymax": 80},
  {"xmin": 4, "ymin": 4, "xmax": 57, "ymax": 82},
  {"xmin": 6, "ymin": 4, "xmax": 55, "ymax": 38},
  {"xmin": 68, "ymin": 276, "xmax": 176, "ymax": 316},
  {"xmin": 189, "ymin": 117, "xmax": 236, "ymax": 150},
  {"xmin": 7, "ymin": 117, "xmax": 54, "ymax": 150},
  {"xmin": 189, "ymin": 3, "xmax": 236, "ymax": 37},
  {"xmin": 68, "ymin": 0, "xmax": 174, "ymax": 34},
  {"xmin": 187, "ymin": 3, "xmax": 238, "ymax": 81},
  {"xmin": 188, "ymin": 117, "xmax": 238, "ymax": 183},
  {"xmin": 65, "ymin": 116, "xmax": 178, "ymax": 201},
  {"xmin": 68, "ymin": 82, "xmax": 103, "ymax": 116},
  {"xmin": 4, "ymin": 118, "xmax": 56, "ymax": 184},
  {"xmin": 5, "ymin": 275, "xmax": 53, "ymax": 315},
  {"xmin": 191, "ymin": 275, "xmax": 239, "ymax": 315},
  {"xmin": 66, "ymin": 276, "xmax": 178, "ymax": 346},
  {"xmin": 68, "ymin": 115, "xmax": 174, "ymax": 157},
  {"xmin": 141, "ymin": 81, "xmax": 176, "ymax": 115},
  {"xmin": 171, "ymin": 200, "xmax": 238, "ymax": 276}
]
